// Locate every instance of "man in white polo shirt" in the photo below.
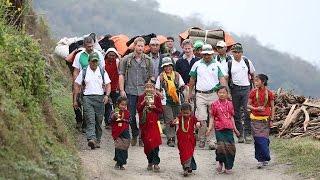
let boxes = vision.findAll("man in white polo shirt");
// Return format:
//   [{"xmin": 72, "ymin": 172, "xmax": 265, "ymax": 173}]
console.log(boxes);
[
  {"xmin": 74, "ymin": 52, "xmax": 111, "ymax": 149},
  {"xmin": 188, "ymin": 44, "xmax": 227, "ymax": 149},
  {"xmin": 228, "ymin": 43, "xmax": 255, "ymax": 143}
]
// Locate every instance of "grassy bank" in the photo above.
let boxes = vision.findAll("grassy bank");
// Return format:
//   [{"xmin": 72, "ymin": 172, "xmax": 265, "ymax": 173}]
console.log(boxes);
[
  {"xmin": 271, "ymin": 137, "xmax": 320, "ymax": 179},
  {"xmin": 0, "ymin": 1, "xmax": 82, "ymax": 179}
]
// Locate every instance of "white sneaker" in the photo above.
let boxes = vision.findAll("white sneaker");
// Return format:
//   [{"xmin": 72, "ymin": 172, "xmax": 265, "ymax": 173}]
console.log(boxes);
[
  {"xmin": 263, "ymin": 161, "xmax": 269, "ymax": 166},
  {"xmin": 257, "ymin": 162, "xmax": 263, "ymax": 169}
]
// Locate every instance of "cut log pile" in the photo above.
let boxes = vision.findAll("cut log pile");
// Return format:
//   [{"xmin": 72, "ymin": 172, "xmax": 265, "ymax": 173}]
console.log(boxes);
[{"xmin": 272, "ymin": 88, "xmax": 320, "ymax": 140}]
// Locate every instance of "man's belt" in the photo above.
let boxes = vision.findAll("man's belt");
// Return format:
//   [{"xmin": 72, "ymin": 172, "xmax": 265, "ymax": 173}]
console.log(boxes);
[{"xmin": 196, "ymin": 89, "xmax": 214, "ymax": 94}]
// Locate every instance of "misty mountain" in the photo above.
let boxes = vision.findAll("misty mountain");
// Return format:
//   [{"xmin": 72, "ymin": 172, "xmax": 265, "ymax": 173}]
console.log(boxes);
[{"xmin": 33, "ymin": 0, "xmax": 320, "ymax": 97}]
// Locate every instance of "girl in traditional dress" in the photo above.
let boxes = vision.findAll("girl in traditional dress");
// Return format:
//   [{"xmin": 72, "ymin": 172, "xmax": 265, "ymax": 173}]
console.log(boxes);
[
  {"xmin": 111, "ymin": 97, "xmax": 130, "ymax": 170},
  {"xmin": 173, "ymin": 103, "xmax": 200, "ymax": 177},
  {"xmin": 207, "ymin": 86, "xmax": 240, "ymax": 174},
  {"xmin": 247, "ymin": 74, "xmax": 275, "ymax": 168},
  {"xmin": 137, "ymin": 82, "xmax": 163, "ymax": 172}
]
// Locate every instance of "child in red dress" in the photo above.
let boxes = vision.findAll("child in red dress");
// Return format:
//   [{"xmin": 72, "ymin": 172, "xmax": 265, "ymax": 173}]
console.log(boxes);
[
  {"xmin": 137, "ymin": 82, "xmax": 163, "ymax": 172},
  {"xmin": 111, "ymin": 97, "xmax": 130, "ymax": 170},
  {"xmin": 173, "ymin": 103, "xmax": 200, "ymax": 177}
]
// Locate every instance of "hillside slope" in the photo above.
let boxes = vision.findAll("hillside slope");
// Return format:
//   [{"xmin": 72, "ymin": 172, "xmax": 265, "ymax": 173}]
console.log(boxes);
[{"xmin": 0, "ymin": 2, "xmax": 81, "ymax": 179}]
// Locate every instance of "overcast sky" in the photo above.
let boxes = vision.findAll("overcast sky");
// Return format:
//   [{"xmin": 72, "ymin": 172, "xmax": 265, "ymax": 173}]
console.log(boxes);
[{"xmin": 156, "ymin": 0, "xmax": 319, "ymax": 64}]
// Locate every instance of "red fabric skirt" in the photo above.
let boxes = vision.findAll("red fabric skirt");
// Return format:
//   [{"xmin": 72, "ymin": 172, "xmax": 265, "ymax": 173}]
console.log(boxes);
[{"xmin": 177, "ymin": 131, "xmax": 196, "ymax": 164}]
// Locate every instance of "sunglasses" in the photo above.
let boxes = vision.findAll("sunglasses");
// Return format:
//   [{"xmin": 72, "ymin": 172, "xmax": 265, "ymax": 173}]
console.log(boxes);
[{"xmin": 232, "ymin": 51, "xmax": 241, "ymax": 53}]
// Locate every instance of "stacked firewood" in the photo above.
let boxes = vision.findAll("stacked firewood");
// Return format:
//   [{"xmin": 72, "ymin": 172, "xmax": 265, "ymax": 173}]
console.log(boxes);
[{"xmin": 272, "ymin": 89, "xmax": 320, "ymax": 140}]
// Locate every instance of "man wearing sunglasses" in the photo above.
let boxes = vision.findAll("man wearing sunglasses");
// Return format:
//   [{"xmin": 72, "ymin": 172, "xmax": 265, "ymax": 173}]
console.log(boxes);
[{"xmin": 215, "ymin": 41, "xmax": 232, "ymax": 73}]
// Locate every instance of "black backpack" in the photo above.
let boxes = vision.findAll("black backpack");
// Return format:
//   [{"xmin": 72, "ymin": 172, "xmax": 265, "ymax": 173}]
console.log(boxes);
[{"xmin": 227, "ymin": 57, "xmax": 253, "ymax": 89}]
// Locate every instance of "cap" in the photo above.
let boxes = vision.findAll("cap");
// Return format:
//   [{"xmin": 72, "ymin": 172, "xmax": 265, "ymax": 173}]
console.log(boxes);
[
  {"xmin": 231, "ymin": 43, "xmax": 243, "ymax": 52},
  {"xmin": 105, "ymin": 47, "xmax": 120, "ymax": 58},
  {"xmin": 149, "ymin": 37, "xmax": 160, "ymax": 45},
  {"xmin": 200, "ymin": 44, "xmax": 214, "ymax": 54},
  {"xmin": 89, "ymin": 52, "xmax": 100, "ymax": 61},
  {"xmin": 193, "ymin": 39, "xmax": 204, "ymax": 50},
  {"xmin": 161, "ymin": 57, "xmax": 174, "ymax": 68},
  {"xmin": 216, "ymin": 41, "xmax": 227, "ymax": 48}
]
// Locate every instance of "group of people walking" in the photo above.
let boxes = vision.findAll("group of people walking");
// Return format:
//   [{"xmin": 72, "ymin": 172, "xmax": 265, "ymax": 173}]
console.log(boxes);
[{"xmin": 70, "ymin": 35, "xmax": 275, "ymax": 176}]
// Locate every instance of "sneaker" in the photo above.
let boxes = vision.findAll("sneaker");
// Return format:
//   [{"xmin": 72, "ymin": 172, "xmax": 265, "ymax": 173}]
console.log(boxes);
[
  {"xmin": 245, "ymin": 136, "xmax": 253, "ymax": 144},
  {"xmin": 198, "ymin": 141, "xmax": 205, "ymax": 148},
  {"xmin": 120, "ymin": 166, "xmax": 125, "ymax": 170},
  {"xmin": 238, "ymin": 136, "xmax": 244, "ymax": 143},
  {"xmin": 88, "ymin": 139, "xmax": 96, "ymax": 149},
  {"xmin": 131, "ymin": 137, "xmax": 137, "ymax": 146},
  {"xmin": 257, "ymin": 162, "xmax": 263, "ymax": 169},
  {"xmin": 153, "ymin": 165, "xmax": 160, "ymax": 172},
  {"xmin": 263, "ymin": 161, "xmax": 269, "ymax": 166},
  {"xmin": 147, "ymin": 164, "xmax": 153, "ymax": 171}
]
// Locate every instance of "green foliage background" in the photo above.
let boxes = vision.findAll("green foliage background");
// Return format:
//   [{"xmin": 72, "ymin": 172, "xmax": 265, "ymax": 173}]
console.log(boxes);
[{"xmin": 0, "ymin": 1, "xmax": 81, "ymax": 179}]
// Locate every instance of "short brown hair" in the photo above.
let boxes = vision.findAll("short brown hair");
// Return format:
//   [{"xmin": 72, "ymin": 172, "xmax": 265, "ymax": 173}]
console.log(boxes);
[
  {"xmin": 133, "ymin": 37, "xmax": 146, "ymax": 45},
  {"xmin": 181, "ymin": 39, "xmax": 193, "ymax": 48}
]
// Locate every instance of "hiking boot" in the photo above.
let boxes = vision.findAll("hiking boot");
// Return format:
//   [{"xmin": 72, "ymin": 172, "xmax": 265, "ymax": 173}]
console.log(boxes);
[
  {"xmin": 88, "ymin": 139, "xmax": 96, "ymax": 149},
  {"xmin": 147, "ymin": 164, "xmax": 153, "ymax": 171},
  {"xmin": 131, "ymin": 137, "xmax": 137, "ymax": 146},
  {"xmin": 198, "ymin": 141, "xmax": 205, "ymax": 148},
  {"xmin": 153, "ymin": 165, "xmax": 160, "ymax": 172},
  {"xmin": 245, "ymin": 136, "xmax": 253, "ymax": 144},
  {"xmin": 82, "ymin": 128, "xmax": 86, "ymax": 134},
  {"xmin": 167, "ymin": 138, "xmax": 175, "ymax": 147},
  {"xmin": 238, "ymin": 136, "xmax": 245, "ymax": 143}
]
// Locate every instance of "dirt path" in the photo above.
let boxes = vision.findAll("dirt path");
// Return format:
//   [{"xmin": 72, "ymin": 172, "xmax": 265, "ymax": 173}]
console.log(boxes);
[{"xmin": 78, "ymin": 128, "xmax": 298, "ymax": 180}]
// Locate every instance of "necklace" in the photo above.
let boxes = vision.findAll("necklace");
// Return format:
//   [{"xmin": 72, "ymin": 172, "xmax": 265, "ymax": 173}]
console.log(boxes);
[
  {"xmin": 256, "ymin": 88, "xmax": 268, "ymax": 107},
  {"xmin": 181, "ymin": 116, "xmax": 190, "ymax": 133},
  {"xmin": 115, "ymin": 108, "xmax": 125, "ymax": 127},
  {"xmin": 217, "ymin": 100, "xmax": 230, "ymax": 119}
]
